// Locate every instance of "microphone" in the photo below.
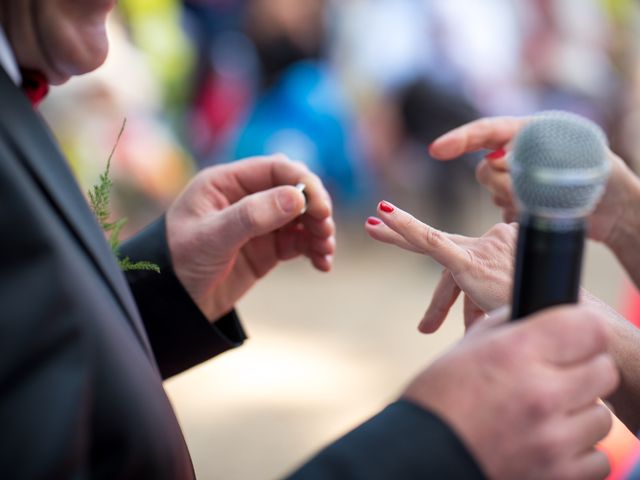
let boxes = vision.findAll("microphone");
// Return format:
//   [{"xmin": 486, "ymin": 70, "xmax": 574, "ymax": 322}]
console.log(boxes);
[{"xmin": 510, "ymin": 112, "xmax": 610, "ymax": 321}]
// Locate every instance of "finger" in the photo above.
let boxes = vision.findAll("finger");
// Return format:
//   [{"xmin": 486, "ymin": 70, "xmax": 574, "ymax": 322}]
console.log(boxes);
[
  {"xmin": 475, "ymin": 161, "xmax": 512, "ymax": 197},
  {"xmin": 429, "ymin": 117, "xmax": 528, "ymax": 160},
  {"xmin": 365, "ymin": 217, "xmax": 423, "ymax": 254},
  {"xmin": 308, "ymin": 234, "xmax": 336, "ymax": 256},
  {"xmin": 559, "ymin": 404, "xmax": 613, "ymax": 457},
  {"xmin": 463, "ymin": 295, "xmax": 486, "ymax": 331},
  {"xmin": 376, "ymin": 201, "xmax": 471, "ymax": 274},
  {"xmin": 523, "ymin": 306, "xmax": 610, "ymax": 366},
  {"xmin": 419, "ymin": 270, "xmax": 461, "ymax": 333},
  {"xmin": 303, "ymin": 216, "xmax": 335, "ymax": 239},
  {"xmin": 294, "ymin": 231, "xmax": 333, "ymax": 272},
  {"xmin": 241, "ymin": 233, "xmax": 279, "ymax": 278},
  {"xmin": 492, "ymin": 194, "xmax": 514, "ymax": 210},
  {"xmin": 557, "ymin": 354, "xmax": 619, "ymax": 413},
  {"xmin": 483, "ymin": 149, "xmax": 510, "ymax": 171},
  {"xmin": 503, "ymin": 209, "xmax": 518, "ymax": 223},
  {"xmin": 211, "ymin": 155, "xmax": 333, "ymax": 220},
  {"xmin": 311, "ymin": 254, "xmax": 332, "ymax": 272},
  {"xmin": 553, "ymin": 449, "xmax": 611, "ymax": 480},
  {"xmin": 206, "ymin": 186, "xmax": 305, "ymax": 250}
]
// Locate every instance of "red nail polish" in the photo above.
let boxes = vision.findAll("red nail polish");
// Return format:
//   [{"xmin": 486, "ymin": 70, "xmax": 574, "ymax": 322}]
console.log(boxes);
[
  {"xmin": 367, "ymin": 217, "xmax": 382, "ymax": 226},
  {"xmin": 486, "ymin": 148, "xmax": 507, "ymax": 161},
  {"xmin": 379, "ymin": 201, "xmax": 395, "ymax": 213}
]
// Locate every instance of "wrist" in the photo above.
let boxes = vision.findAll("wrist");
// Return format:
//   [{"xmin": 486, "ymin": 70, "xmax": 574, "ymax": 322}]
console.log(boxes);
[
  {"xmin": 581, "ymin": 289, "xmax": 640, "ymax": 432},
  {"xmin": 603, "ymin": 157, "xmax": 640, "ymax": 256}
]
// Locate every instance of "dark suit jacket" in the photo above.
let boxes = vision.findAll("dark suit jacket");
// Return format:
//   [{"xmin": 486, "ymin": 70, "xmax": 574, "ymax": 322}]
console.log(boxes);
[{"xmin": 0, "ymin": 67, "xmax": 484, "ymax": 479}]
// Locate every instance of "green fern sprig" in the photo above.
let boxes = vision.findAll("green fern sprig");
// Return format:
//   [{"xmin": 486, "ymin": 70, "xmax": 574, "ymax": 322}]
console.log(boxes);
[{"xmin": 89, "ymin": 119, "xmax": 160, "ymax": 274}]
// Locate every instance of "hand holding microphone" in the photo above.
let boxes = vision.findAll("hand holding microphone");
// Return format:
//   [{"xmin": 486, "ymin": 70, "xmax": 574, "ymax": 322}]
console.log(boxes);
[
  {"xmin": 367, "ymin": 112, "xmax": 612, "ymax": 329},
  {"xmin": 510, "ymin": 113, "xmax": 610, "ymax": 319}
]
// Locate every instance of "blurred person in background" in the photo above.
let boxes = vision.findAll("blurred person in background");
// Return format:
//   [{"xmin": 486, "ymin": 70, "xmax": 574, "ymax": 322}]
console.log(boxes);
[
  {"xmin": 0, "ymin": 1, "xmax": 625, "ymax": 480},
  {"xmin": 232, "ymin": 0, "xmax": 363, "ymax": 206},
  {"xmin": 180, "ymin": 0, "xmax": 364, "ymax": 207}
]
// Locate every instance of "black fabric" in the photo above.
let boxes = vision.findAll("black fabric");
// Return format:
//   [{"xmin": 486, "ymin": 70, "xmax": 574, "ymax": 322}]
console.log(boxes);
[
  {"xmin": 0, "ymin": 66, "xmax": 238, "ymax": 478},
  {"xmin": 289, "ymin": 400, "xmax": 485, "ymax": 479},
  {"xmin": 121, "ymin": 217, "xmax": 246, "ymax": 379}
]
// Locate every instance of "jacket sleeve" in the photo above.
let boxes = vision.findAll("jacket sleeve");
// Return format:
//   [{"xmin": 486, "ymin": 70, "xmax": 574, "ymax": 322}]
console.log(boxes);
[
  {"xmin": 120, "ymin": 217, "xmax": 247, "ymax": 379},
  {"xmin": 288, "ymin": 400, "xmax": 486, "ymax": 479}
]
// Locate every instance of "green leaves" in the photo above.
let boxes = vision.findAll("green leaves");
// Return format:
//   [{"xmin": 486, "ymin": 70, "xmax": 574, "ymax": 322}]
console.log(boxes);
[
  {"xmin": 118, "ymin": 257, "xmax": 161, "ymax": 273},
  {"xmin": 88, "ymin": 119, "xmax": 160, "ymax": 274}
]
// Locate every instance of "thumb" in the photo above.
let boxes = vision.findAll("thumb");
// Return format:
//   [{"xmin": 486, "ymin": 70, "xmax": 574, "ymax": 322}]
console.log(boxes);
[{"xmin": 206, "ymin": 185, "xmax": 305, "ymax": 248}]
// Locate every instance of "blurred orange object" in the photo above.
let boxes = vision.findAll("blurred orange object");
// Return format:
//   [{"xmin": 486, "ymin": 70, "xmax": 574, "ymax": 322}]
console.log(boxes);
[
  {"xmin": 622, "ymin": 282, "xmax": 640, "ymax": 328},
  {"xmin": 601, "ymin": 412, "xmax": 639, "ymax": 479}
]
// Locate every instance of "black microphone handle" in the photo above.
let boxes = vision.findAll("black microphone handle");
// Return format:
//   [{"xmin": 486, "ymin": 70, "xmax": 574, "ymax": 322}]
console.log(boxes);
[{"xmin": 510, "ymin": 214, "xmax": 585, "ymax": 321}]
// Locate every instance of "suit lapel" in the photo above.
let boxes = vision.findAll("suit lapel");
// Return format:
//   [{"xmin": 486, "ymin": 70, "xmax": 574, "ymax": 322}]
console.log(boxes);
[{"xmin": 0, "ymin": 68, "xmax": 153, "ymax": 356}]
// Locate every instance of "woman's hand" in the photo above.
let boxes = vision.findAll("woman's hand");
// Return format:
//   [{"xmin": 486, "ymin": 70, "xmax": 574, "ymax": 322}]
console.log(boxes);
[
  {"xmin": 428, "ymin": 116, "xmax": 637, "ymax": 245},
  {"xmin": 366, "ymin": 201, "xmax": 516, "ymax": 332},
  {"xmin": 166, "ymin": 155, "xmax": 335, "ymax": 322}
]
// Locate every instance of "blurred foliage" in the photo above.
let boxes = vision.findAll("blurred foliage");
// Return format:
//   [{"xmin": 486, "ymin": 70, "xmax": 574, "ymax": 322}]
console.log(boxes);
[{"xmin": 118, "ymin": 0, "xmax": 195, "ymax": 111}]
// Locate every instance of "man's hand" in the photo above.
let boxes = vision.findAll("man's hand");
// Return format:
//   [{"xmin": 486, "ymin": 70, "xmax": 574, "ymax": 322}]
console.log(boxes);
[
  {"xmin": 366, "ymin": 202, "xmax": 516, "ymax": 332},
  {"xmin": 404, "ymin": 306, "xmax": 619, "ymax": 480},
  {"xmin": 166, "ymin": 155, "xmax": 335, "ymax": 322}
]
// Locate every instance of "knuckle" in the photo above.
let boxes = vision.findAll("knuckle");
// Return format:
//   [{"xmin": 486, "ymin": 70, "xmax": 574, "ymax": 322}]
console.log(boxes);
[
  {"xmin": 422, "ymin": 224, "xmax": 442, "ymax": 247},
  {"xmin": 597, "ymin": 355, "xmax": 620, "ymax": 393},
  {"xmin": 481, "ymin": 335, "xmax": 518, "ymax": 368},
  {"xmin": 528, "ymin": 393, "xmax": 555, "ymax": 420},
  {"xmin": 475, "ymin": 162, "xmax": 490, "ymax": 186},
  {"xmin": 305, "ymin": 172, "xmax": 326, "ymax": 196},
  {"xmin": 503, "ymin": 210, "xmax": 517, "ymax": 223},
  {"xmin": 594, "ymin": 405, "xmax": 614, "ymax": 434},
  {"xmin": 577, "ymin": 310, "xmax": 610, "ymax": 352},
  {"xmin": 490, "ymin": 222, "xmax": 512, "ymax": 238},
  {"xmin": 496, "ymin": 225, "xmax": 517, "ymax": 248},
  {"xmin": 523, "ymin": 383, "xmax": 557, "ymax": 421},
  {"xmin": 590, "ymin": 315, "xmax": 610, "ymax": 349},
  {"xmin": 491, "ymin": 194, "xmax": 507, "ymax": 208},
  {"xmin": 271, "ymin": 152, "xmax": 291, "ymax": 164},
  {"xmin": 236, "ymin": 203, "xmax": 257, "ymax": 231}
]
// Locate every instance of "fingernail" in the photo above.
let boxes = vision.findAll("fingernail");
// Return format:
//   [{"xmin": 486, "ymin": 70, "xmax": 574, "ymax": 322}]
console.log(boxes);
[
  {"xmin": 277, "ymin": 190, "xmax": 298, "ymax": 214},
  {"xmin": 486, "ymin": 148, "xmax": 506, "ymax": 161},
  {"xmin": 367, "ymin": 217, "xmax": 382, "ymax": 226},
  {"xmin": 379, "ymin": 201, "xmax": 395, "ymax": 213}
]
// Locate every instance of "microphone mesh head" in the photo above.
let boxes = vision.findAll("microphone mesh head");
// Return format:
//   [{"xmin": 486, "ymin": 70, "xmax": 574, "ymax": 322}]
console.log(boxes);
[{"xmin": 511, "ymin": 111, "xmax": 610, "ymax": 217}]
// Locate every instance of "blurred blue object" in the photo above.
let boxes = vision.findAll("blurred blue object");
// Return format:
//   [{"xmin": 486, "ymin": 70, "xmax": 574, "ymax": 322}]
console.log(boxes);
[{"xmin": 233, "ymin": 61, "xmax": 363, "ymax": 204}]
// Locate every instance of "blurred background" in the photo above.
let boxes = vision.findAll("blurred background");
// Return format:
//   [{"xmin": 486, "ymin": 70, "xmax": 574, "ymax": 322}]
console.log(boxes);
[{"xmin": 41, "ymin": 0, "xmax": 640, "ymax": 478}]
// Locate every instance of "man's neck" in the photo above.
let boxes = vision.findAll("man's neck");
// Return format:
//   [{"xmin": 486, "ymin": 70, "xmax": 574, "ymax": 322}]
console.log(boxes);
[{"xmin": 0, "ymin": 24, "xmax": 21, "ymax": 85}]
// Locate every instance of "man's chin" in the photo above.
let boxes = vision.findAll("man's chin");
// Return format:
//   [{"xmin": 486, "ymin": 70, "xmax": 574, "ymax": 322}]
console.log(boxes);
[{"xmin": 45, "ymin": 47, "xmax": 109, "ymax": 85}]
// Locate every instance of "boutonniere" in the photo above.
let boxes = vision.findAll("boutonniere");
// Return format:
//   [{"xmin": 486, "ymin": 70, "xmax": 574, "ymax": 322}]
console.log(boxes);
[{"xmin": 89, "ymin": 120, "xmax": 160, "ymax": 273}]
